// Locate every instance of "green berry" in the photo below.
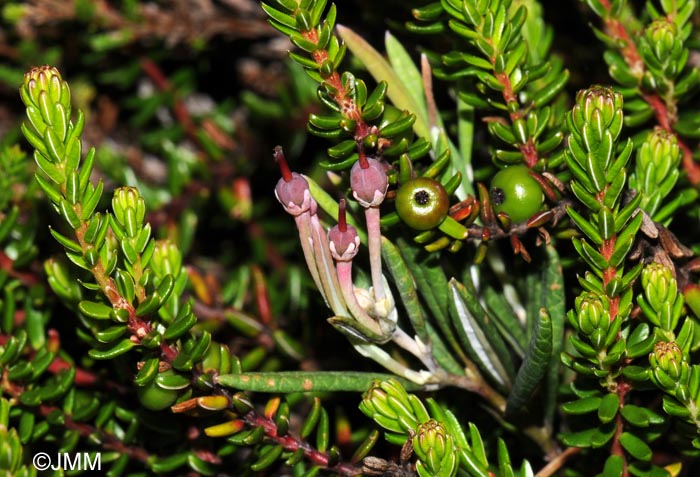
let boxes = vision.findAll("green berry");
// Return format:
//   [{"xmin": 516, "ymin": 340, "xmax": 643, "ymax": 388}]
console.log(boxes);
[
  {"xmin": 395, "ymin": 177, "xmax": 449, "ymax": 230},
  {"xmin": 489, "ymin": 165, "xmax": 544, "ymax": 223},
  {"xmin": 138, "ymin": 370, "xmax": 180, "ymax": 411}
]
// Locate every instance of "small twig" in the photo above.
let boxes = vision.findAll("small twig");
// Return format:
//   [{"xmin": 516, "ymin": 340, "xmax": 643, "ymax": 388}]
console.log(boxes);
[
  {"xmin": 463, "ymin": 197, "xmax": 574, "ymax": 242},
  {"xmin": 535, "ymin": 447, "xmax": 582, "ymax": 477}
]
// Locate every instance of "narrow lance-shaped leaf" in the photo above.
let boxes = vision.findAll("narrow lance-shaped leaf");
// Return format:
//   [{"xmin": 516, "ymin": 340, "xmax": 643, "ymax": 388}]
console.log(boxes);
[
  {"xmin": 381, "ymin": 237, "xmax": 428, "ymax": 341},
  {"xmin": 505, "ymin": 308, "xmax": 553, "ymax": 415},
  {"xmin": 216, "ymin": 371, "xmax": 421, "ymax": 393},
  {"xmin": 384, "ymin": 31, "xmax": 428, "ymax": 127},
  {"xmin": 448, "ymin": 278, "xmax": 513, "ymax": 389}
]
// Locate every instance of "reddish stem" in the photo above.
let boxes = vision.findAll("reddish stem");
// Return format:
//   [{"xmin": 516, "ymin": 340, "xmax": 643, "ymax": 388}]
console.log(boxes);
[
  {"xmin": 493, "ymin": 70, "xmax": 539, "ymax": 168},
  {"xmin": 357, "ymin": 148, "xmax": 369, "ymax": 169},
  {"xmin": 274, "ymin": 146, "xmax": 293, "ymax": 182},
  {"xmin": 337, "ymin": 199, "xmax": 347, "ymax": 232},
  {"xmin": 243, "ymin": 410, "xmax": 362, "ymax": 476},
  {"xmin": 600, "ymin": 237, "xmax": 620, "ymax": 321},
  {"xmin": 610, "ymin": 381, "xmax": 632, "ymax": 477}
]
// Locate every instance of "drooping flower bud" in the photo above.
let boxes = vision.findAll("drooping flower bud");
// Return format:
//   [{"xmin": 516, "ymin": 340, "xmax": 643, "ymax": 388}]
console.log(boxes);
[
  {"xmin": 350, "ymin": 155, "xmax": 387, "ymax": 208},
  {"xmin": 273, "ymin": 146, "xmax": 315, "ymax": 216},
  {"xmin": 328, "ymin": 199, "xmax": 360, "ymax": 261}
]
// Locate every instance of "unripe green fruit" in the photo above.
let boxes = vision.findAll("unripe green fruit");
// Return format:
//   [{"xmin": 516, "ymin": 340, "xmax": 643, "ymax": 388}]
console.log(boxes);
[
  {"xmin": 489, "ymin": 165, "xmax": 544, "ymax": 223},
  {"xmin": 138, "ymin": 370, "xmax": 179, "ymax": 411},
  {"xmin": 395, "ymin": 177, "xmax": 449, "ymax": 230}
]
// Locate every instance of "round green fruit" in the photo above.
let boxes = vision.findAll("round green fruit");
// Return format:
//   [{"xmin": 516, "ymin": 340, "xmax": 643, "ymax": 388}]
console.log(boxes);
[
  {"xmin": 395, "ymin": 177, "xmax": 449, "ymax": 230},
  {"xmin": 489, "ymin": 165, "xmax": 544, "ymax": 223},
  {"xmin": 137, "ymin": 372, "xmax": 180, "ymax": 411}
]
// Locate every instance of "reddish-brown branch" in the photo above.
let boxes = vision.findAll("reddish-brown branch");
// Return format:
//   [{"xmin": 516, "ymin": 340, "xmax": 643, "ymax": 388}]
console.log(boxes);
[
  {"xmin": 600, "ymin": 237, "xmax": 620, "ymax": 320},
  {"xmin": 535, "ymin": 447, "xmax": 582, "ymax": 477},
  {"xmin": 243, "ymin": 410, "xmax": 362, "ymax": 476},
  {"xmin": 598, "ymin": 0, "xmax": 700, "ymax": 184},
  {"xmin": 599, "ymin": 0, "xmax": 643, "ymax": 74},
  {"xmin": 610, "ymin": 381, "xmax": 632, "ymax": 477},
  {"xmin": 678, "ymin": 137, "xmax": 700, "ymax": 185}
]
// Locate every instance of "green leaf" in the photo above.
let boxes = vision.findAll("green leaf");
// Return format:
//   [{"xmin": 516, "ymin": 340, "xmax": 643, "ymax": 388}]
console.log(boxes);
[
  {"xmin": 251, "ymin": 444, "xmax": 284, "ymax": 471},
  {"xmin": 628, "ymin": 462, "xmax": 673, "ymax": 477},
  {"xmin": 598, "ymin": 392, "xmax": 619, "ymax": 423},
  {"xmin": 134, "ymin": 357, "xmax": 160, "ymax": 387},
  {"xmin": 620, "ymin": 405, "xmax": 664, "ymax": 428},
  {"xmin": 559, "ymin": 427, "xmax": 596, "ymax": 447},
  {"xmin": 538, "ymin": 246, "xmax": 566, "ymax": 428},
  {"xmin": 81, "ymin": 180, "xmax": 103, "ymax": 220},
  {"xmin": 217, "ymin": 371, "xmax": 421, "ymax": 393},
  {"xmin": 481, "ymin": 282, "xmax": 526, "ymax": 356},
  {"xmin": 567, "ymin": 207, "xmax": 603, "ymax": 245},
  {"xmin": 49, "ymin": 227, "xmax": 82, "ymax": 253},
  {"xmin": 385, "ymin": 31, "xmax": 428, "ymax": 127},
  {"xmin": 573, "ymin": 237, "xmax": 609, "ymax": 270},
  {"xmin": 448, "ymin": 278, "xmax": 513, "ymax": 389},
  {"xmin": 22, "ymin": 123, "xmax": 51, "ymax": 162},
  {"xmin": 135, "ymin": 293, "xmax": 161, "ymax": 317},
  {"xmin": 88, "ymin": 338, "xmax": 135, "ymax": 359},
  {"xmin": 59, "ymin": 198, "xmax": 82, "ymax": 229},
  {"xmin": 619, "ymin": 432, "xmax": 652, "ymax": 461},
  {"xmin": 261, "ymin": 3, "xmax": 297, "ymax": 29},
  {"xmin": 94, "ymin": 325, "xmax": 127, "ymax": 344},
  {"xmin": 381, "ymin": 237, "xmax": 427, "ymax": 341},
  {"xmin": 34, "ymin": 150, "xmax": 65, "ymax": 184},
  {"xmin": 149, "ymin": 453, "xmax": 188, "ymax": 473},
  {"xmin": 163, "ymin": 306, "xmax": 197, "ymax": 341},
  {"xmin": 602, "ymin": 455, "xmax": 624, "ymax": 477},
  {"xmin": 661, "ymin": 395, "xmax": 690, "ymax": 418},
  {"xmin": 43, "ymin": 126, "xmax": 66, "ymax": 164},
  {"xmin": 562, "ymin": 396, "xmax": 602, "ymax": 414},
  {"xmin": 156, "ymin": 371, "xmax": 190, "ymax": 390},
  {"xmin": 78, "ymin": 300, "xmax": 113, "ymax": 320},
  {"xmin": 505, "ymin": 308, "xmax": 552, "ymax": 415}
]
